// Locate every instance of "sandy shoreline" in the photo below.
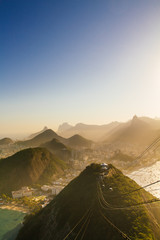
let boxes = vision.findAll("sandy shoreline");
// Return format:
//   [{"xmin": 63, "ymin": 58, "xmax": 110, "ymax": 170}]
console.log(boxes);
[
  {"xmin": 0, "ymin": 204, "xmax": 29, "ymax": 213},
  {"xmin": 128, "ymin": 161, "xmax": 160, "ymax": 199}
]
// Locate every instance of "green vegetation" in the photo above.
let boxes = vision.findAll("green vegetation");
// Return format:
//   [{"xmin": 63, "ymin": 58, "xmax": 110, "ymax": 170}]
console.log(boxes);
[
  {"xmin": 0, "ymin": 147, "xmax": 66, "ymax": 195},
  {"xmin": 102, "ymin": 166, "xmax": 157, "ymax": 239},
  {"xmin": 16, "ymin": 164, "xmax": 160, "ymax": 240},
  {"xmin": 1, "ymin": 194, "xmax": 43, "ymax": 214}
]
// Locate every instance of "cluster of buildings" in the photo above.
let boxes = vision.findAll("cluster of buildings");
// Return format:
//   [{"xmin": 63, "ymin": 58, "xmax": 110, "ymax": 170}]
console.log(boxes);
[
  {"xmin": 0, "ymin": 198, "xmax": 3, "ymax": 204},
  {"xmin": 41, "ymin": 185, "xmax": 64, "ymax": 195},
  {"xmin": 0, "ymin": 143, "xmax": 25, "ymax": 159},
  {"xmin": 12, "ymin": 186, "xmax": 33, "ymax": 199},
  {"xmin": 11, "ymin": 183, "xmax": 65, "ymax": 200},
  {"xmin": 3, "ymin": 140, "xmax": 160, "ymax": 203}
]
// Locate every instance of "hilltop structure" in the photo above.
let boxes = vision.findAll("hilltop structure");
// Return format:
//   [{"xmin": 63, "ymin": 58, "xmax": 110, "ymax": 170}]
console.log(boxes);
[{"xmin": 16, "ymin": 164, "xmax": 160, "ymax": 240}]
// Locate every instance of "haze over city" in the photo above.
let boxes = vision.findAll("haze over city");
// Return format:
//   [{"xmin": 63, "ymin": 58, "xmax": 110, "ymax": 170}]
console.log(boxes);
[
  {"xmin": 1, "ymin": 1, "xmax": 160, "ymax": 239},
  {"xmin": 1, "ymin": 0, "xmax": 160, "ymax": 136}
]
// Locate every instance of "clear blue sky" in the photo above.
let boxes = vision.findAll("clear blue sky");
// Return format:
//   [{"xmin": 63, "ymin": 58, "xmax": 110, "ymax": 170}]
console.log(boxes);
[{"xmin": 1, "ymin": 0, "xmax": 160, "ymax": 137}]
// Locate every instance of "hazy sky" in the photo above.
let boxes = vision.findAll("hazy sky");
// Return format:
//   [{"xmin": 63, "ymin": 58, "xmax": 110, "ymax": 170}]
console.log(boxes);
[{"xmin": 1, "ymin": 0, "xmax": 160, "ymax": 137}]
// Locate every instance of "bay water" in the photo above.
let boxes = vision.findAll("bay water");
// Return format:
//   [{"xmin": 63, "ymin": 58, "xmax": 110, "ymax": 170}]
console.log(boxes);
[{"xmin": 0, "ymin": 209, "xmax": 25, "ymax": 240}]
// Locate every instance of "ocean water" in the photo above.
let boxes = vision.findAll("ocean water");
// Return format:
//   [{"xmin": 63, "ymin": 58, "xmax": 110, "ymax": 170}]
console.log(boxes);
[
  {"xmin": 128, "ymin": 161, "xmax": 160, "ymax": 199},
  {"xmin": 0, "ymin": 209, "xmax": 25, "ymax": 240}
]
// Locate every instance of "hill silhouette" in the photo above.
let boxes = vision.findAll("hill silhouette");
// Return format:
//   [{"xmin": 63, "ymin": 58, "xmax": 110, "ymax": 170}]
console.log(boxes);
[
  {"xmin": 41, "ymin": 138, "xmax": 72, "ymax": 162},
  {"xmin": 17, "ymin": 129, "xmax": 64, "ymax": 147},
  {"xmin": 140, "ymin": 116, "xmax": 160, "ymax": 129},
  {"xmin": 28, "ymin": 126, "xmax": 48, "ymax": 139},
  {"xmin": 64, "ymin": 134, "xmax": 93, "ymax": 149},
  {"xmin": 16, "ymin": 164, "xmax": 160, "ymax": 240},
  {"xmin": 0, "ymin": 138, "xmax": 13, "ymax": 145},
  {"xmin": 17, "ymin": 129, "xmax": 92, "ymax": 150},
  {"xmin": 0, "ymin": 148, "xmax": 66, "ymax": 195},
  {"xmin": 57, "ymin": 122, "xmax": 120, "ymax": 141},
  {"xmin": 104, "ymin": 116, "xmax": 159, "ymax": 147},
  {"xmin": 58, "ymin": 122, "xmax": 72, "ymax": 133},
  {"xmin": 58, "ymin": 117, "xmax": 160, "ymax": 143}
]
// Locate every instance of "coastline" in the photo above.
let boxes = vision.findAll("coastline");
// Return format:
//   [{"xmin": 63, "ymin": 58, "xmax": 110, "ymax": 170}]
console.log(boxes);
[
  {"xmin": 0, "ymin": 204, "xmax": 29, "ymax": 214},
  {"xmin": 0, "ymin": 208, "xmax": 26, "ymax": 240},
  {"xmin": 128, "ymin": 161, "xmax": 160, "ymax": 199}
]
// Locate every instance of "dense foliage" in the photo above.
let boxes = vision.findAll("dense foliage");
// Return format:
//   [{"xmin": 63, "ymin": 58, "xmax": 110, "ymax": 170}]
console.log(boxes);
[
  {"xmin": 16, "ymin": 164, "xmax": 160, "ymax": 240},
  {"xmin": 0, "ymin": 147, "xmax": 66, "ymax": 195}
]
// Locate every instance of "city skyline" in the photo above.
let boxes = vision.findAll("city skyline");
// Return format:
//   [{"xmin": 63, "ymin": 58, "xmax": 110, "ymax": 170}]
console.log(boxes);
[{"xmin": 1, "ymin": 0, "xmax": 160, "ymax": 136}]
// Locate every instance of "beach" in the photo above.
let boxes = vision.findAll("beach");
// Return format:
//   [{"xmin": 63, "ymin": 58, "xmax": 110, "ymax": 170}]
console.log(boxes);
[
  {"xmin": 0, "ymin": 203, "xmax": 29, "ymax": 214},
  {"xmin": 128, "ymin": 161, "xmax": 160, "ymax": 199}
]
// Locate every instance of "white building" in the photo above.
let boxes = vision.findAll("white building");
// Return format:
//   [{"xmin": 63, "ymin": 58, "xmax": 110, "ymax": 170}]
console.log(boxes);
[
  {"xmin": 21, "ymin": 186, "xmax": 29, "ymax": 191},
  {"xmin": 51, "ymin": 186, "xmax": 64, "ymax": 195},
  {"xmin": 12, "ymin": 187, "xmax": 33, "ymax": 198},
  {"xmin": 41, "ymin": 185, "xmax": 51, "ymax": 191},
  {"xmin": 22, "ymin": 190, "xmax": 32, "ymax": 197},
  {"xmin": 12, "ymin": 190, "xmax": 23, "ymax": 198}
]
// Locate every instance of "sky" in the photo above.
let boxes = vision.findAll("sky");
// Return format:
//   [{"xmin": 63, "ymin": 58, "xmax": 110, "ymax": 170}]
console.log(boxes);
[{"xmin": 1, "ymin": 0, "xmax": 160, "ymax": 137}]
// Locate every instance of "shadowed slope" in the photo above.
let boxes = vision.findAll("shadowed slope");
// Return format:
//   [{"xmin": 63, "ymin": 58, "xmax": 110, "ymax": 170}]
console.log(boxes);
[
  {"xmin": 16, "ymin": 164, "xmax": 160, "ymax": 240},
  {"xmin": 0, "ymin": 148, "xmax": 66, "ymax": 195}
]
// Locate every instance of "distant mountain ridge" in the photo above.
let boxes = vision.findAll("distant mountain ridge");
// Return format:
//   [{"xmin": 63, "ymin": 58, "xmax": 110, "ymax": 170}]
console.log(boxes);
[
  {"xmin": 57, "ymin": 122, "xmax": 120, "ymax": 141},
  {"xmin": 28, "ymin": 126, "xmax": 48, "ymax": 139},
  {"xmin": 103, "ymin": 115, "xmax": 160, "ymax": 146},
  {"xmin": 17, "ymin": 129, "xmax": 93, "ymax": 150},
  {"xmin": 17, "ymin": 129, "xmax": 64, "ymax": 147},
  {"xmin": 58, "ymin": 122, "xmax": 72, "ymax": 133},
  {"xmin": 57, "ymin": 116, "xmax": 160, "ymax": 143}
]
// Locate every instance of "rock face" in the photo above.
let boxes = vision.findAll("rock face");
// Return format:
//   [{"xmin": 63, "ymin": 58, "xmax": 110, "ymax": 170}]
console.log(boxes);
[
  {"xmin": 57, "ymin": 122, "xmax": 72, "ymax": 133},
  {"xmin": 16, "ymin": 164, "xmax": 160, "ymax": 240},
  {"xmin": 0, "ymin": 147, "xmax": 66, "ymax": 194}
]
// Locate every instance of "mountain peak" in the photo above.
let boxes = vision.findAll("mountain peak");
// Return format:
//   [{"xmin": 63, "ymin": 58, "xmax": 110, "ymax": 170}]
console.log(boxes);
[
  {"xmin": 57, "ymin": 122, "xmax": 72, "ymax": 133},
  {"xmin": 132, "ymin": 115, "xmax": 138, "ymax": 120},
  {"xmin": 17, "ymin": 129, "xmax": 62, "ymax": 147},
  {"xmin": 0, "ymin": 147, "xmax": 66, "ymax": 194},
  {"xmin": 131, "ymin": 115, "xmax": 141, "ymax": 125},
  {"xmin": 28, "ymin": 126, "xmax": 48, "ymax": 139},
  {"xmin": 130, "ymin": 115, "xmax": 149, "ymax": 128},
  {"xmin": 66, "ymin": 134, "xmax": 93, "ymax": 148},
  {"xmin": 16, "ymin": 163, "xmax": 160, "ymax": 240}
]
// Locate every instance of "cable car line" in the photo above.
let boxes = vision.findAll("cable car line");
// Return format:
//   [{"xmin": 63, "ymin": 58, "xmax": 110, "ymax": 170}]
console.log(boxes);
[
  {"xmin": 74, "ymin": 208, "xmax": 92, "ymax": 240},
  {"xmin": 107, "ymin": 180, "xmax": 160, "ymax": 199},
  {"xmin": 62, "ymin": 207, "xmax": 91, "ymax": 240},
  {"xmin": 99, "ymin": 209, "xmax": 132, "ymax": 240},
  {"xmin": 97, "ymin": 182, "xmax": 160, "ymax": 210}
]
